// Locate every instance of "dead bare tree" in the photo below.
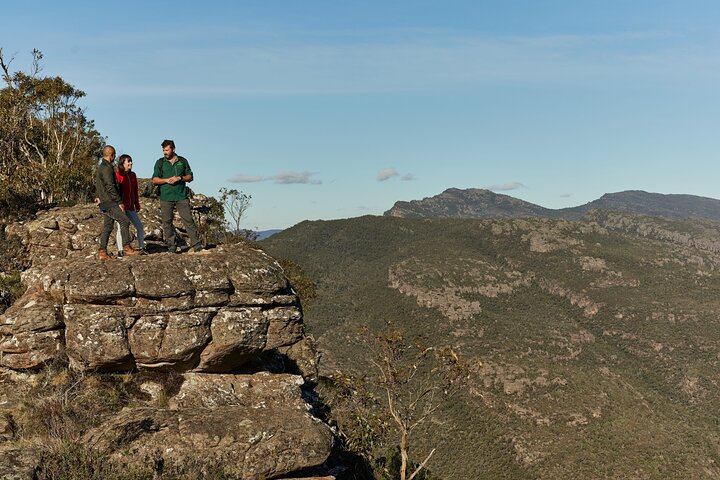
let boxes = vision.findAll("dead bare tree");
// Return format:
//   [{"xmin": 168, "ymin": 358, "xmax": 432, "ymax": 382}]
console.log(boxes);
[
  {"xmin": 318, "ymin": 325, "xmax": 473, "ymax": 479},
  {"xmin": 369, "ymin": 327, "xmax": 470, "ymax": 480}
]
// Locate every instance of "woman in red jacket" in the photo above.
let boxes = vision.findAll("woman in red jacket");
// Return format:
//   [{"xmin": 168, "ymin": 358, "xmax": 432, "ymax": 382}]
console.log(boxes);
[{"xmin": 115, "ymin": 154, "xmax": 147, "ymax": 255}]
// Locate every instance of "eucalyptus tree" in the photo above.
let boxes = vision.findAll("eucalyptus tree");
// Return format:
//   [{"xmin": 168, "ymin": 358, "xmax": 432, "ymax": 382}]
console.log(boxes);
[{"xmin": 0, "ymin": 48, "xmax": 103, "ymax": 210}]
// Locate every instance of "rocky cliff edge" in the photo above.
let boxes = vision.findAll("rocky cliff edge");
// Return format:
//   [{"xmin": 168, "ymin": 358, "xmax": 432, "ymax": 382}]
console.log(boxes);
[{"xmin": 0, "ymin": 203, "xmax": 336, "ymax": 479}]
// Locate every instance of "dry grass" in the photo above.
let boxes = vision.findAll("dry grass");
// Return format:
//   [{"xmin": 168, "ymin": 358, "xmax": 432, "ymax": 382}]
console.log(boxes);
[{"xmin": 13, "ymin": 365, "xmax": 233, "ymax": 479}]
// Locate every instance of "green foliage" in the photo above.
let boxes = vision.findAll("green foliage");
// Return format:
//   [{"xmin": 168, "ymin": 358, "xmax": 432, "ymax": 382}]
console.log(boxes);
[
  {"xmin": 320, "ymin": 371, "xmax": 389, "ymax": 461},
  {"xmin": 0, "ymin": 271, "xmax": 25, "ymax": 309},
  {"xmin": 375, "ymin": 448, "xmax": 440, "ymax": 480},
  {"xmin": 194, "ymin": 194, "xmax": 227, "ymax": 245},
  {"xmin": 0, "ymin": 224, "xmax": 30, "ymax": 273},
  {"xmin": 277, "ymin": 258, "xmax": 317, "ymax": 306},
  {"xmin": 263, "ymin": 213, "xmax": 720, "ymax": 479},
  {"xmin": 0, "ymin": 49, "xmax": 104, "ymax": 210}
]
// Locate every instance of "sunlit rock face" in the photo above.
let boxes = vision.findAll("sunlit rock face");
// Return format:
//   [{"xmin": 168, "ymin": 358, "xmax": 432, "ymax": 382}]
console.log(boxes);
[
  {"xmin": 0, "ymin": 242, "xmax": 306, "ymax": 373},
  {"xmin": 84, "ymin": 372, "xmax": 333, "ymax": 479}
]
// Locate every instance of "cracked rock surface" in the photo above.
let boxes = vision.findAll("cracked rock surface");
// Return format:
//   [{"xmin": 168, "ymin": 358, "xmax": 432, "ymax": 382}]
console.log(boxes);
[{"xmin": 1, "ymin": 243, "xmax": 305, "ymax": 372}]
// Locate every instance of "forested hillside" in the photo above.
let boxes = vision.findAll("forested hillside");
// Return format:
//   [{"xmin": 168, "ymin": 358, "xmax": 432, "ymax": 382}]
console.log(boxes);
[{"xmin": 264, "ymin": 212, "xmax": 720, "ymax": 479}]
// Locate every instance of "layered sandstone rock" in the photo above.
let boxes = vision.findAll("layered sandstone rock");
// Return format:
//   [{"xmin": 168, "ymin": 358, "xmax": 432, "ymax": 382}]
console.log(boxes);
[
  {"xmin": 0, "ymin": 202, "xmax": 335, "ymax": 478},
  {"xmin": 0, "ymin": 243, "xmax": 304, "ymax": 372}
]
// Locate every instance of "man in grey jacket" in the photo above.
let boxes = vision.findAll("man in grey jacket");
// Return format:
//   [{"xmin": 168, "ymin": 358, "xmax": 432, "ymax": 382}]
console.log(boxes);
[{"xmin": 95, "ymin": 145, "xmax": 141, "ymax": 260}]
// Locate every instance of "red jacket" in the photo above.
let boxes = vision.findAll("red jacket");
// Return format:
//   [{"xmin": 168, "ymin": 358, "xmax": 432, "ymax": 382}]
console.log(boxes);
[{"xmin": 115, "ymin": 170, "xmax": 140, "ymax": 211}]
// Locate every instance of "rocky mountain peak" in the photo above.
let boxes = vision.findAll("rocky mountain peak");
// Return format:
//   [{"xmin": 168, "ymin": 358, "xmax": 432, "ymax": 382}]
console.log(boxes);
[
  {"xmin": 384, "ymin": 187, "xmax": 557, "ymax": 219},
  {"xmin": 384, "ymin": 187, "xmax": 720, "ymax": 222}
]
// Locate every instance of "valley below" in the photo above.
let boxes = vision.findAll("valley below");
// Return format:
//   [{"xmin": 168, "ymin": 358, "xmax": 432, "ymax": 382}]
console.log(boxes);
[{"xmin": 263, "ymin": 210, "xmax": 720, "ymax": 479}]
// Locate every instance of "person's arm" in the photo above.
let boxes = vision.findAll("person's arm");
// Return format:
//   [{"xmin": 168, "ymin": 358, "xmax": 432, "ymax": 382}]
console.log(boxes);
[
  {"xmin": 152, "ymin": 160, "xmax": 168, "ymax": 185},
  {"xmin": 152, "ymin": 175, "xmax": 177, "ymax": 185},
  {"xmin": 179, "ymin": 157, "xmax": 194, "ymax": 183},
  {"xmin": 133, "ymin": 173, "xmax": 141, "ymax": 211}
]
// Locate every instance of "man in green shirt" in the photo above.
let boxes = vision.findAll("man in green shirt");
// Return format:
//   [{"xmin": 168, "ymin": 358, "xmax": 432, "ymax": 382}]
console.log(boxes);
[{"xmin": 152, "ymin": 139, "xmax": 202, "ymax": 253}]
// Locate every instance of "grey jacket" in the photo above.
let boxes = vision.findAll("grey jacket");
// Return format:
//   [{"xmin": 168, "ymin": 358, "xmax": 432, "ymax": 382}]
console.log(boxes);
[{"xmin": 95, "ymin": 159, "xmax": 122, "ymax": 210}]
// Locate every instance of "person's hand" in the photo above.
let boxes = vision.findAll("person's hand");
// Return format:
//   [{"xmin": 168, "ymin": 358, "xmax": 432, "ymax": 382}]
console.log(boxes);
[{"xmin": 119, "ymin": 204, "xmax": 125, "ymax": 212}]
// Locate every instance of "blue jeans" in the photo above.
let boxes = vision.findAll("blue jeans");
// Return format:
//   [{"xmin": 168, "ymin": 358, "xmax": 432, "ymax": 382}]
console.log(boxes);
[{"xmin": 116, "ymin": 210, "xmax": 145, "ymax": 253}]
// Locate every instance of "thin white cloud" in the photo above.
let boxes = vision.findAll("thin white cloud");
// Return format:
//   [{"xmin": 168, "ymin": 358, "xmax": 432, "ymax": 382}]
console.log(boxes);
[
  {"xmin": 229, "ymin": 171, "xmax": 321, "ymax": 185},
  {"xmin": 62, "ymin": 28, "xmax": 719, "ymax": 98},
  {"xmin": 560, "ymin": 193, "xmax": 572, "ymax": 198},
  {"xmin": 229, "ymin": 174, "xmax": 264, "ymax": 183},
  {"xmin": 486, "ymin": 182, "xmax": 526, "ymax": 191},
  {"xmin": 274, "ymin": 171, "xmax": 321, "ymax": 184},
  {"xmin": 377, "ymin": 168, "xmax": 416, "ymax": 182},
  {"xmin": 377, "ymin": 168, "xmax": 399, "ymax": 181}
]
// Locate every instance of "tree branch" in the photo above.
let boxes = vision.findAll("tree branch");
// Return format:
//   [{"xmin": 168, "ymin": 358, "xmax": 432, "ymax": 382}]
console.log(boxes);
[{"xmin": 408, "ymin": 448, "xmax": 436, "ymax": 480}]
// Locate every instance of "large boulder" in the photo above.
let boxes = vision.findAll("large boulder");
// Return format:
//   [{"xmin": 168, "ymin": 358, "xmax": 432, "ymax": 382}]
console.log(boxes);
[
  {"xmin": 84, "ymin": 372, "xmax": 333, "ymax": 479},
  {"xmin": 0, "ymin": 243, "xmax": 305, "ymax": 372}
]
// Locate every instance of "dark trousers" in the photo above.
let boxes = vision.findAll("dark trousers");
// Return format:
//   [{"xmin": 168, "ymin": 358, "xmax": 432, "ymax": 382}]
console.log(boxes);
[
  {"xmin": 100, "ymin": 205, "xmax": 131, "ymax": 250},
  {"xmin": 160, "ymin": 199, "xmax": 200, "ymax": 249}
]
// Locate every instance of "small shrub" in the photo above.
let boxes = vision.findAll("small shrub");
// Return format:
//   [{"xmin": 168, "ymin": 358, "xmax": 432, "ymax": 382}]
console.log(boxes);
[
  {"xmin": 0, "ymin": 225, "xmax": 29, "ymax": 273},
  {"xmin": 277, "ymin": 258, "xmax": 317, "ymax": 306},
  {"xmin": 0, "ymin": 271, "xmax": 25, "ymax": 310}
]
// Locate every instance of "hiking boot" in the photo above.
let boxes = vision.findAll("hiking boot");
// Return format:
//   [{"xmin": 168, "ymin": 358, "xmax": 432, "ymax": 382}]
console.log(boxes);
[
  {"xmin": 139, "ymin": 249, "xmax": 149, "ymax": 256},
  {"xmin": 122, "ymin": 244, "xmax": 142, "ymax": 256},
  {"xmin": 117, "ymin": 251, "xmax": 124, "ymax": 258},
  {"xmin": 97, "ymin": 249, "xmax": 113, "ymax": 261}
]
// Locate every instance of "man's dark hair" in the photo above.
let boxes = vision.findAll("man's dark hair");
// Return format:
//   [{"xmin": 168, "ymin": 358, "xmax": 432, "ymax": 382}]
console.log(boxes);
[
  {"xmin": 161, "ymin": 139, "xmax": 175, "ymax": 149},
  {"xmin": 117, "ymin": 154, "xmax": 132, "ymax": 173}
]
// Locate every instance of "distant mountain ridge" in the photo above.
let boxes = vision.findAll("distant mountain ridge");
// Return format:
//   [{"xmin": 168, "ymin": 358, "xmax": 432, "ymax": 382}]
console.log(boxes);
[{"xmin": 384, "ymin": 188, "xmax": 720, "ymax": 221}]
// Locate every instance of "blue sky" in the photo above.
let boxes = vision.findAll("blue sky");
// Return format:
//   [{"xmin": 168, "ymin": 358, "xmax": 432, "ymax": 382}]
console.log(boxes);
[{"xmin": 3, "ymin": 1, "xmax": 720, "ymax": 229}]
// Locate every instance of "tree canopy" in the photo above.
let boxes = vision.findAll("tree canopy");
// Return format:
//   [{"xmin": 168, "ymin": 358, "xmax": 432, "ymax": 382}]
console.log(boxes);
[{"xmin": 0, "ymin": 49, "xmax": 104, "ymax": 211}]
